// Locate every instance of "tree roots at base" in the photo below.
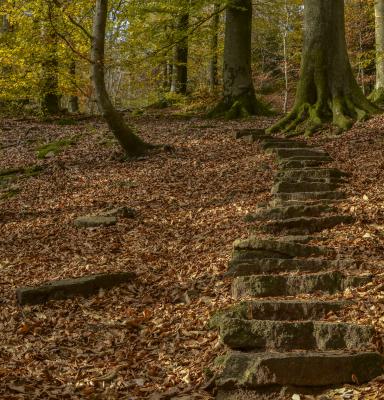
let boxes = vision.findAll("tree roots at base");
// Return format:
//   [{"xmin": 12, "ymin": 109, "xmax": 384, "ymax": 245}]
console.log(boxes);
[
  {"xmin": 208, "ymin": 93, "xmax": 271, "ymax": 120},
  {"xmin": 267, "ymin": 96, "xmax": 379, "ymax": 136}
]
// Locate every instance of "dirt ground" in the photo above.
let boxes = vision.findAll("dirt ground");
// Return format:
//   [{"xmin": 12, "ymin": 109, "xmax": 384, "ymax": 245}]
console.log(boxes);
[{"xmin": 0, "ymin": 112, "xmax": 384, "ymax": 399}]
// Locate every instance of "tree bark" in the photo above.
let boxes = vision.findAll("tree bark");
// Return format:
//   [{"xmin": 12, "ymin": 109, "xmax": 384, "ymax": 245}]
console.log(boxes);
[
  {"xmin": 370, "ymin": 0, "xmax": 384, "ymax": 103},
  {"xmin": 40, "ymin": 29, "xmax": 60, "ymax": 115},
  {"xmin": 269, "ymin": 0, "xmax": 378, "ymax": 135},
  {"xmin": 92, "ymin": 0, "xmax": 150, "ymax": 156},
  {"xmin": 68, "ymin": 60, "xmax": 79, "ymax": 113},
  {"xmin": 209, "ymin": 2, "xmax": 220, "ymax": 92},
  {"xmin": 210, "ymin": 0, "xmax": 265, "ymax": 118},
  {"xmin": 170, "ymin": 12, "xmax": 189, "ymax": 95}
]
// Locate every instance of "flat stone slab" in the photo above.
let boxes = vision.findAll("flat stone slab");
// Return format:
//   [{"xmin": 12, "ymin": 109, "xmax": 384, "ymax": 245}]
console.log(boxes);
[
  {"xmin": 232, "ymin": 271, "xmax": 371, "ymax": 298},
  {"xmin": 273, "ymin": 191, "xmax": 346, "ymax": 202},
  {"xmin": 232, "ymin": 238, "xmax": 330, "ymax": 259},
  {"xmin": 247, "ymin": 204, "xmax": 335, "ymax": 221},
  {"xmin": 74, "ymin": 215, "xmax": 117, "ymax": 227},
  {"xmin": 100, "ymin": 206, "xmax": 135, "ymax": 218},
  {"xmin": 263, "ymin": 215, "xmax": 354, "ymax": 235},
  {"xmin": 16, "ymin": 272, "xmax": 135, "ymax": 305},
  {"xmin": 219, "ymin": 318, "xmax": 374, "ymax": 351},
  {"xmin": 271, "ymin": 181, "xmax": 339, "ymax": 194},
  {"xmin": 215, "ymin": 351, "xmax": 384, "ymax": 389},
  {"xmin": 227, "ymin": 258, "xmax": 354, "ymax": 277},
  {"xmin": 212, "ymin": 300, "xmax": 349, "ymax": 322}
]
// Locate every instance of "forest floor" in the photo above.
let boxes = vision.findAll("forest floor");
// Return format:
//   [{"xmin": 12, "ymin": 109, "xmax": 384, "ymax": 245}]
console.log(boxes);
[{"xmin": 0, "ymin": 111, "xmax": 384, "ymax": 399}]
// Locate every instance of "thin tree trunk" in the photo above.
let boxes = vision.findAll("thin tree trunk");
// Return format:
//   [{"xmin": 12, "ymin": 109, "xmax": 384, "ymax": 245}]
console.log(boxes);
[
  {"xmin": 282, "ymin": 0, "xmax": 289, "ymax": 113},
  {"xmin": 69, "ymin": 60, "xmax": 79, "ymax": 113},
  {"xmin": 40, "ymin": 29, "xmax": 60, "ymax": 114},
  {"xmin": 92, "ymin": 0, "xmax": 150, "ymax": 156},
  {"xmin": 269, "ymin": 0, "xmax": 378, "ymax": 135},
  {"xmin": 171, "ymin": 12, "xmax": 189, "ymax": 95},
  {"xmin": 370, "ymin": 0, "xmax": 384, "ymax": 103},
  {"xmin": 209, "ymin": 2, "xmax": 220, "ymax": 92}
]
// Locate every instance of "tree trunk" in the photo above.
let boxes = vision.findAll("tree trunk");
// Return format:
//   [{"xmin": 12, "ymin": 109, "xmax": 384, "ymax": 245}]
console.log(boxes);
[
  {"xmin": 370, "ymin": 0, "xmax": 384, "ymax": 104},
  {"xmin": 210, "ymin": 0, "xmax": 265, "ymax": 118},
  {"xmin": 92, "ymin": 0, "xmax": 150, "ymax": 157},
  {"xmin": 269, "ymin": 0, "xmax": 378, "ymax": 135},
  {"xmin": 40, "ymin": 30, "xmax": 60, "ymax": 115},
  {"xmin": 209, "ymin": 2, "xmax": 220, "ymax": 92},
  {"xmin": 170, "ymin": 12, "xmax": 189, "ymax": 95},
  {"xmin": 69, "ymin": 60, "xmax": 79, "ymax": 113}
]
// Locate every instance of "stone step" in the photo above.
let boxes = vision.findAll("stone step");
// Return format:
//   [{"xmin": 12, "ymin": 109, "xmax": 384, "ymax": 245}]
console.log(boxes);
[
  {"xmin": 74, "ymin": 215, "xmax": 117, "ymax": 228},
  {"xmin": 276, "ymin": 168, "xmax": 349, "ymax": 181},
  {"xmin": 273, "ymin": 148, "xmax": 330, "ymax": 160},
  {"xmin": 233, "ymin": 128, "xmax": 266, "ymax": 139},
  {"xmin": 246, "ymin": 204, "xmax": 335, "ymax": 221},
  {"xmin": 212, "ymin": 300, "xmax": 348, "ymax": 322},
  {"xmin": 232, "ymin": 238, "xmax": 331, "ymax": 259},
  {"xmin": 215, "ymin": 351, "xmax": 384, "ymax": 389},
  {"xmin": 232, "ymin": 271, "xmax": 371, "ymax": 299},
  {"xmin": 273, "ymin": 190, "xmax": 346, "ymax": 202},
  {"xmin": 271, "ymin": 181, "xmax": 340, "ymax": 194},
  {"xmin": 16, "ymin": 272, "xmax": 135, "ymax": 305},
  {"xmin": 279, "ymin": 159, "xmax": 332, "ymax": 169},
  {"xmin": 227, "ymin": 258, "xmax": 354, "ymax": 277},
  {"xmin": 219, "ymin": 318, "xmax": 374, "ymax": 351},
  {"xmin": 263, "ymin": 215, "xmax": 354, "ymax": 235},
  {"xmin": 262, "ymin": 141, "xmax": 309, "ymax": 150}
]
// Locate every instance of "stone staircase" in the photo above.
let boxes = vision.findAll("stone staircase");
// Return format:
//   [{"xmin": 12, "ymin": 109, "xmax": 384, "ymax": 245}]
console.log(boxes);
[{"xmin": 211, "ymin": 132, "xmax": 384, "ymax": 399}]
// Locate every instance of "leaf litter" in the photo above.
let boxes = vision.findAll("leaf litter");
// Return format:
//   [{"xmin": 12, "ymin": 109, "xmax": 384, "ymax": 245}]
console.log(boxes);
[{"xmin": 1, "ymin": 112, "xmax": 384, "ymax": 399}]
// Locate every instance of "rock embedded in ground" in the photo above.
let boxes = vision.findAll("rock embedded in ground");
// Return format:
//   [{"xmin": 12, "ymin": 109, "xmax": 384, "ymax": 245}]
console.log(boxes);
[
  {"xmin": 219, "ymin": 318, "xmax": 374, "ymax": 351},
  {"xmin": 215, "ymin": 351, "xmax": 384, "ymax": 389},
  {"xmin": 232, "ymin": 271, "xmax": 371, "ymax": 298},
  {"xmin": 16, "ymin": 271, "xmax": 136, "ymax": 305},
  {"xmin": 74, "ymin": 215, "xmax": 117, "ymax": 228}
]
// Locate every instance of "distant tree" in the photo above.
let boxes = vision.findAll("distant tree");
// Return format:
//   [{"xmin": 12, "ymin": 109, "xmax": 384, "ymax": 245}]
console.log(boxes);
[{"xmin": 269, "ymin": 0, "xmax": 379, "ymax": 135}]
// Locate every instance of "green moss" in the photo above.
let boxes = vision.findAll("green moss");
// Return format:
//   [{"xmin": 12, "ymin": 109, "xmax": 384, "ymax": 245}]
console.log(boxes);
[{"xmin": 36, "ymin": 137, "xmax": 77, "ymax": 159}]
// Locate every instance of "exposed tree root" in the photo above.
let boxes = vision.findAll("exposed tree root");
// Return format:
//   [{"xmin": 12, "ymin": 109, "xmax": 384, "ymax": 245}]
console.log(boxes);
[{"xmin": 268, "ymin": 95, "xmax": 380, "ymax": 136}]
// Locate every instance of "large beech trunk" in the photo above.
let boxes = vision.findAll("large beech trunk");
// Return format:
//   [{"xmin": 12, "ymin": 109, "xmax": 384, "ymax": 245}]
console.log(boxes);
[
  {"xmin": 211, "ymin": 0, "xmax": 264, "ymax": 118},
  {"xmin": 92, "ymin": 0, "xmax": 150, "ymax": 156},
  {"xmin": 370, "ymin": 0, "xmax": 384, "ymax": 103},
  {"xmin": 269, "ymin": 0, "xmax": 378, "ymax": 135},
  {"xmin": 170, "ymin": 12, "xmax": 189, "ymax": 95}
]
